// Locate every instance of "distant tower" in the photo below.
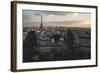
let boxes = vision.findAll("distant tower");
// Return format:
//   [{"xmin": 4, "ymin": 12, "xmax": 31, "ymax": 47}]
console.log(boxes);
[{"xmin": 39, "ymin": 15, "xmax": 43, "ymax": 30}]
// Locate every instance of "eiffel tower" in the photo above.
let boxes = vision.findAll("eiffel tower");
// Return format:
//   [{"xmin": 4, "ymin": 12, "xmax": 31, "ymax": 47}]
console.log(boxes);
[{"xmin": 39, "ymin": 15, "xmax": 43, "ymax": 30}]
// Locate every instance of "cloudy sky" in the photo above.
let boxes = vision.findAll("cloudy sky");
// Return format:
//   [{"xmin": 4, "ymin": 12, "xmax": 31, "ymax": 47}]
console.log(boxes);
[{"xmin": 23, "ymin": 10, "xmax": 91, "ymax": 28}]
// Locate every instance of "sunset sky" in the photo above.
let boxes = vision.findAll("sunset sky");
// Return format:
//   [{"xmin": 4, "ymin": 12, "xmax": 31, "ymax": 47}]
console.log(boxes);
[{"xmin": 23, "ymin": 10, "xmax": 91, "ymax": 28}]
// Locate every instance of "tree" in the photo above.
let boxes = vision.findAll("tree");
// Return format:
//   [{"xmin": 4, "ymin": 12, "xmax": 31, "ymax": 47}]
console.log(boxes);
[
  {"xmin": 65, "ymin": 28, "xmax": 80, "ymax": 59},
  {"xmin": 23, "ymin": 30, "xmax": 37, "ymax": 62},
  {"xmin": 66, "ymin": 28, "xmax": 75, "ymax": 50}
]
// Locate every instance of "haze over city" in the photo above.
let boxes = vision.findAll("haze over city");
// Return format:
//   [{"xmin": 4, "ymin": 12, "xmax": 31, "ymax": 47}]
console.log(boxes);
[{"xmin": 23, "ymin": 10, "xmax": 91, "ymax": 28}]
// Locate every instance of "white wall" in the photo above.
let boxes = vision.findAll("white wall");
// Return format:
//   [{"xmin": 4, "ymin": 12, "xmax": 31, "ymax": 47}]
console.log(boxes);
[{"xmin": 0, "ymin": 0, "xmax": 99, "ymax": 73}]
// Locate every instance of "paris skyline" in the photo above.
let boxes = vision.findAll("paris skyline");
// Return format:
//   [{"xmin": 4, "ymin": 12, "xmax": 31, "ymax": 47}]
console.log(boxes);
[{"xmin": 23, "ymin": 10, "xmax": 91, "ymax": 28}]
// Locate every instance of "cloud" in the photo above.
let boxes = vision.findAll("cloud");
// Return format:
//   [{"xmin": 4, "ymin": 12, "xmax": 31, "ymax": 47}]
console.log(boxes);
[
  {"xmin": 23, "ymin": 10, "xmax": 87, "ymax": 16},
  {"xmin": 23, "ymin": 10, "xmax": 91, "ymax": 28}
]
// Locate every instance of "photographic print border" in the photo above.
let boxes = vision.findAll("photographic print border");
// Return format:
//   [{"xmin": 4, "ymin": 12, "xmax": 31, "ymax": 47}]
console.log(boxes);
[{"xmin": 11, "ymin": 1, "xmax": 98, "ymax": 72}]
